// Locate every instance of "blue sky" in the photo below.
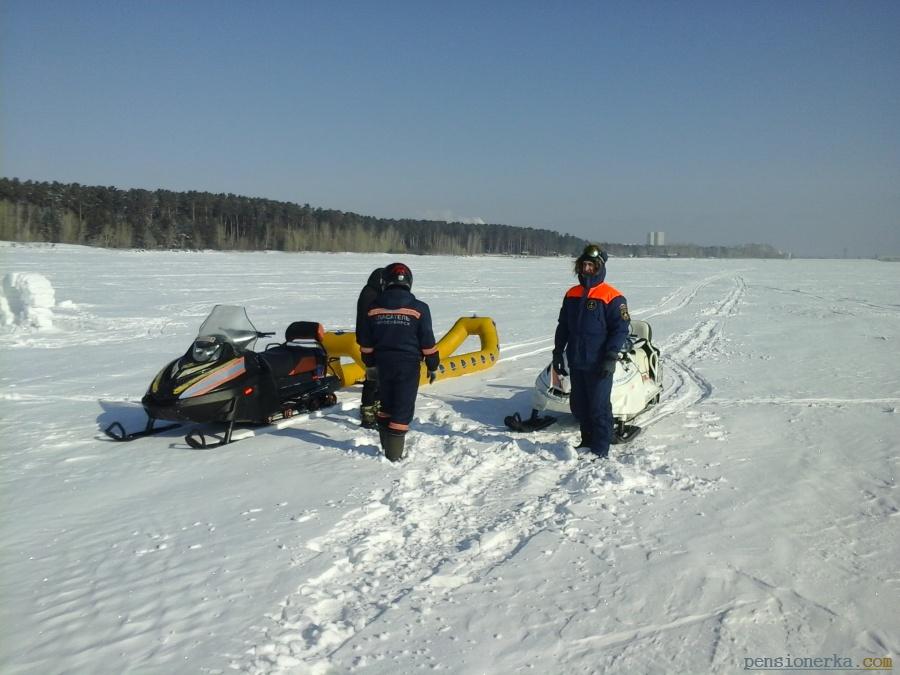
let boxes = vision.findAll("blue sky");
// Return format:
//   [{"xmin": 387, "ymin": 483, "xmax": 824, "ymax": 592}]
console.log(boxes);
[{"xmin": 2, "ymin": 1, "xmax": 898, "ymax": 257}]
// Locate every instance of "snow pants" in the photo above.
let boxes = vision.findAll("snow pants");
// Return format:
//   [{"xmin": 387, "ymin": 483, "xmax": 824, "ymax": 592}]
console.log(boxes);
[
  {"xmin": 375, "ymin": 358, "xmax": 421, "ymax": 433},
  {"xmin": 569, "ymin": 368, "xmax": 614, "ymax": 454}
]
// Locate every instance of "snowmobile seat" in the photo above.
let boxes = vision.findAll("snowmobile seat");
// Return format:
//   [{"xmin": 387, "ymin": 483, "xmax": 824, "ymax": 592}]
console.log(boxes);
[
  {"xmin": 259, "ymin": 347, "xmax": 325, "ymax": 379},
  {"xmin": 630, "ymin": 319, "xmax": 652, "ymax": 342},
  {"xmin": 285, "ymin": 321, "xmax": 326, "ymax": 343},
  {"xmin": 260, "ymin": 321, "xmax": 328, "ymax": 379}
]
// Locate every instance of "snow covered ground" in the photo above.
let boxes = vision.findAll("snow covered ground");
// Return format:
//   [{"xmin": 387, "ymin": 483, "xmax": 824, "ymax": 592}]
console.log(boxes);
[{"xmin": 1, "ymin": 242, "xmax": 897, "ymax": 674}]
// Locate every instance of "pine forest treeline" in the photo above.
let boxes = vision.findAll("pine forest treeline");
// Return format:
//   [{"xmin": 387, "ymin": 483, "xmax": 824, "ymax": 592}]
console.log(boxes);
[
  {"xmin": 0, "ymin": 178, "xmax": 585, "ymax": 256},
  {"xmin": 0, "ymin": 178, "xmax": 786, "ymax": 258}
]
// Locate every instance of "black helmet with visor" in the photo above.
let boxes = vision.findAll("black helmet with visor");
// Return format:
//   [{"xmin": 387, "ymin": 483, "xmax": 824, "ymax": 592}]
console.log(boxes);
[{"xmin": 575, "ymin": 244, "xmax": 607, "ymax": 275}]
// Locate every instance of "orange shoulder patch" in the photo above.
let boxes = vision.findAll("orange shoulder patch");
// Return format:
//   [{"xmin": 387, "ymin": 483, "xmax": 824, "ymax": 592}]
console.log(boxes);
[{"xmin": 587, "ymin": 283, "xmax": 623, "ymax": 304}]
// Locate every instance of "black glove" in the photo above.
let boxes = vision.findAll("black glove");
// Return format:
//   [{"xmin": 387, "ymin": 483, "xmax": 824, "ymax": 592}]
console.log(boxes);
[
  {"xmin": 552, "ymin": 351, "xmax": 567, "ymax": 376},
  {"xmin": 598, "ymin": 353, "xmax": 618, "ymax": 379},
  {"xmin": 361, "ymin": 350, "xmax": 375, "ymax": 367},
  {"xmin": 423, "ymin": 351, "xmax": 440, "ymax": 384},
  {"xmin": 424, "ymin": 351, "xmax": 440, "ymax": 373}
]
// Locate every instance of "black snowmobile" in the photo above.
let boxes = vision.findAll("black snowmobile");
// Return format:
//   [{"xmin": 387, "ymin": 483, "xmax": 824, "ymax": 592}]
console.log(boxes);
[{"xmin": 104, "ymin": 305, "xmax": 341, "ymax": 448}]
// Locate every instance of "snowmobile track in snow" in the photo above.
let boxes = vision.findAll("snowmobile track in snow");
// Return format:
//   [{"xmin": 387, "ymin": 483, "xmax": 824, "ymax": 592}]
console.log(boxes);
[
  {"xmin": 634, "ymin": 274, "xmax": 746, "ymax": 430},
  {"xmin": 498, "ymin": 335, "xmax": 555, "ymax": 363},
  {"xmin": 633, "ymin": 270, "xmax": 739, "ymax": 321}
]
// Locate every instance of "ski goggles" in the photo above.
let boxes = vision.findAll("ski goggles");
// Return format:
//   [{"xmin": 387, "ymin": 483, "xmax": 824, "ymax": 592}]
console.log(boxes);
[{"xmin": 578, "ymin": 244, "xmax": 607, "ymax": 265}]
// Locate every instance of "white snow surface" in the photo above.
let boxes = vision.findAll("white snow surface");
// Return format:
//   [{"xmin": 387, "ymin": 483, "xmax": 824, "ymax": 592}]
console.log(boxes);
[{"xmin": 0, "ymin": 242, "xmax": 897, "ymax": 674}]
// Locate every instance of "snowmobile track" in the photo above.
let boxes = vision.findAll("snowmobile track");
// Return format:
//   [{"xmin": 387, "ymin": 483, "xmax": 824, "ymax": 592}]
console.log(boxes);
[
  {"xmin": 634, "ymin": 271, "xmax": 739, "ymax": 321},
  {"xmin": 632, "ymin": 274, "xmax": 745, "ymax": 430}
]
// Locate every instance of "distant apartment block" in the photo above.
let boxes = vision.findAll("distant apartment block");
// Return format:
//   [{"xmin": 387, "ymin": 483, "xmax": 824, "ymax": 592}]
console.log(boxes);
[{"xmin": 647, "ymin": 231, "xmax": 666, "ymax": 246}]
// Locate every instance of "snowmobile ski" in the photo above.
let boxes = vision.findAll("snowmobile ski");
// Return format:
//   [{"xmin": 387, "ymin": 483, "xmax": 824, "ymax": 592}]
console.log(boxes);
[
  {"xmin": 185, "ymin": 424, "xmax": 234, "ymax": 449},
  {"xmin": 612, "ymin": 423, "xmax": 641, "ymax": 444},
  {"xmin": 504, "ymin": 410, "xmax": 557, "ymax": 432},
  {"xmin": 183, "ymin": 393, "xmax": 338, "ymax": 449},
  {"xmin": 103, "ymin": 419, "xmax": 180, "ymax": 442}
]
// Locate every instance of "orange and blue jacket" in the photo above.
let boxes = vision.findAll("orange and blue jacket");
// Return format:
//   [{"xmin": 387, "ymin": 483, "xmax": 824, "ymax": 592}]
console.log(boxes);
[
  {"xmin": 357, "ymin": 287, "xmax": 440, "ymax": 368},
  {"xmin": 554, "ymin": 270, "xmax": 630, "ymax": 370}
]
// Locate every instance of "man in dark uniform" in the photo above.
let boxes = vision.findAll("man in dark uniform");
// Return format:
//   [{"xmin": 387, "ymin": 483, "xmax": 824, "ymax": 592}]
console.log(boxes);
[
  {"xmin": 357, "ymin": 262, "xmax": 440, "ymax": 462},
  {"xmin": 355, "ymin": 267, "xmax": 385, "ymax": 428},
  {"xmin": 553, "ymin": 244, "xmax": 630, "ymax": 458}
]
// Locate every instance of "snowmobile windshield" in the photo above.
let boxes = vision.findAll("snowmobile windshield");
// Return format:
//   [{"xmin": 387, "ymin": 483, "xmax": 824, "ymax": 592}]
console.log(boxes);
[{"xmin": 195, "ymin": 305, "xmax": 261, "ymax": 353}]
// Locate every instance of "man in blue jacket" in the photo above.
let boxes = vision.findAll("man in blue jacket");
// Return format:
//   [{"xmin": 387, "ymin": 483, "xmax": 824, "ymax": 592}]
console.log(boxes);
[
  {"xmin": 357, "ymin": 262, "xmax": 440, "ymax": 462},
  {"xmin": 553, "ymin": 244, "xmax": 631, "ymax": 458}
]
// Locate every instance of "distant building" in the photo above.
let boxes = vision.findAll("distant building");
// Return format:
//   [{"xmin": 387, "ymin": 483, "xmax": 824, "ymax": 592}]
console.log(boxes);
[{"xmin": 647, "ymin": 231, "xmax": 666, "ymax": 246}]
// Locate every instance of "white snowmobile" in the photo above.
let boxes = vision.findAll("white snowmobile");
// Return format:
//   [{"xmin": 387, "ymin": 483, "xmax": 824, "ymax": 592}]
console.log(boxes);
[{"xmin": 505, "ymin": 319, "xmax": 663, "ymax": 443}]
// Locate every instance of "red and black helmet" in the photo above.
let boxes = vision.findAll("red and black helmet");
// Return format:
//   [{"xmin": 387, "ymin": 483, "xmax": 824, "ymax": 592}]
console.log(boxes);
[{"xmin": 384, "ymin": 262, "xmax": 413, "ymax": 290}]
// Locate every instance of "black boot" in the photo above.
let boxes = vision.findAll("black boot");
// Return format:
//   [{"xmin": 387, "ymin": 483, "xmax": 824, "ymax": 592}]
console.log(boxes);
[
  {"xmin": 376, "ymin": 417, "xmax": 389, "ymax": 447},
  {"xmin": 383, "ymin": 431, "xmax": 406, "ymax": 462},
  {"xmin": 575, "ymin": 425, "xmax": 593, "ymax": 449},
  {"xmin": 361, "ymin": 374, "xmax": 379, "ymax": 428},
  {"xmin": 360, "ymin": 404, "xmax": 377, "ymax": 429}
]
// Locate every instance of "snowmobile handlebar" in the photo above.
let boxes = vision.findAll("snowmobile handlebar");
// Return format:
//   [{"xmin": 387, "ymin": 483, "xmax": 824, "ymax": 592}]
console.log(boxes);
[{"xmin": 257, "ymin": 331, "xmax": 276, "ymax": 338}]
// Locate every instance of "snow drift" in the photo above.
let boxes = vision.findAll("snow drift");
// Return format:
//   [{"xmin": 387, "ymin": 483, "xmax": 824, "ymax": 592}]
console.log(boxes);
[{"xmin": 0, "ymin": 271, "xmax": 56, "ymax": 330}]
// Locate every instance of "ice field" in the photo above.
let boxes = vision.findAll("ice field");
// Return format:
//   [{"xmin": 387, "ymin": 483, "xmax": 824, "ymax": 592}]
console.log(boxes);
[{"xmin": 1, "ymin": 243, "xmax": 897, "ymax": 674}]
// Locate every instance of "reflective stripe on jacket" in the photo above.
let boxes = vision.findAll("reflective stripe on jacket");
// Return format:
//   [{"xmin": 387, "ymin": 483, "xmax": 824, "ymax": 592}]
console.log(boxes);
[{"xmin": 357, "ymin": 287, "xmax": 438, "ymax": 364}]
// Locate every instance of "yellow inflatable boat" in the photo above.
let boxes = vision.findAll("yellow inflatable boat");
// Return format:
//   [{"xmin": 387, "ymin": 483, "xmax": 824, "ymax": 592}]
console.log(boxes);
[{"xmin": 322, "ymin": 316, "xmax": 499, "ymax": 387}]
